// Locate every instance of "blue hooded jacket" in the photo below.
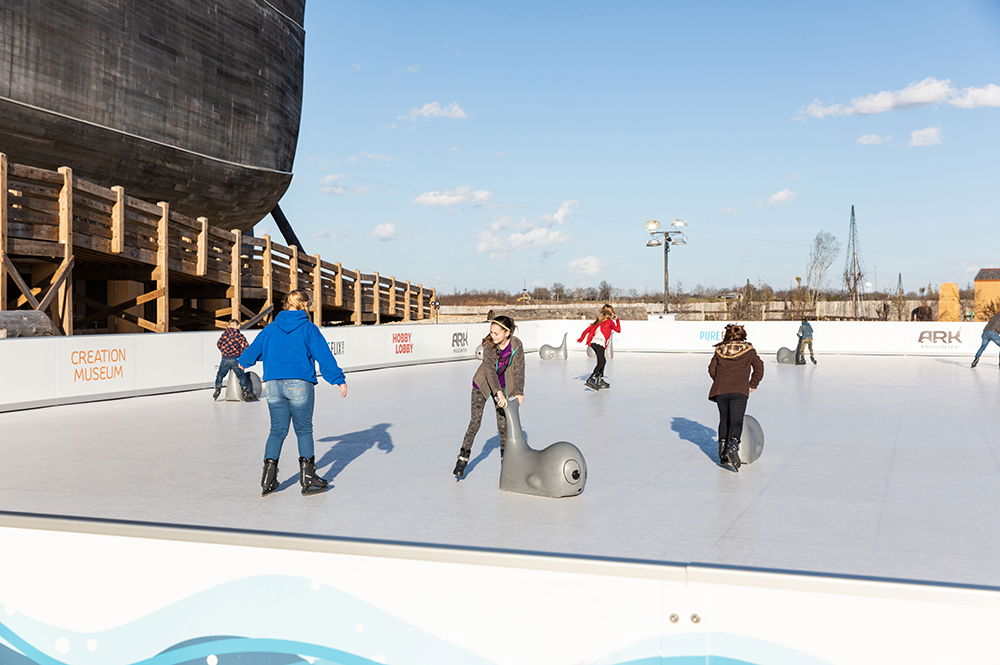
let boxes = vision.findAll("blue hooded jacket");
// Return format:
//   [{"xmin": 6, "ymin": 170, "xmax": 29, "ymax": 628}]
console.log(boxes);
[{"xmin": 238, "ymin": 310, "xmax": 345, "ymax": 385}]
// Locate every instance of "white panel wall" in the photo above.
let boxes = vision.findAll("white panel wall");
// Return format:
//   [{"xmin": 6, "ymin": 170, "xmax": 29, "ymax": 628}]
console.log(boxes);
[{"xmin": 0, "ymin": 320, "xmax": 984, "ymax": 412}]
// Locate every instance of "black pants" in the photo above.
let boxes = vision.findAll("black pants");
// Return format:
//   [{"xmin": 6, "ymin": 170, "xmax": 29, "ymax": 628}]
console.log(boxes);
[
  {"xmin": 590, "ymin": 343, "xmax": 606, "ymax": 375},
  {"xmin": 715, "ymin": 393, "xmax": 748, "ymax": 441}
]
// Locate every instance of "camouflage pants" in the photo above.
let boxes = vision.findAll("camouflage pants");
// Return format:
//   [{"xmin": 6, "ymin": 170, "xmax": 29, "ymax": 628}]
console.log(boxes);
[
  {"xmin": 459, "ymin": 389, "xmax": 508, "ymax": 456},
  {"xmin": 795, "ymin": 338, "xmax": 814, "ymax": 362}
]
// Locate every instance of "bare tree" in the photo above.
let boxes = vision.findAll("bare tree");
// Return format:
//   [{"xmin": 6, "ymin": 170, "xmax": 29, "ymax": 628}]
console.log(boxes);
[{"xmin": 806, "ymin": 231, "xmax": 840, "ymax": 303}]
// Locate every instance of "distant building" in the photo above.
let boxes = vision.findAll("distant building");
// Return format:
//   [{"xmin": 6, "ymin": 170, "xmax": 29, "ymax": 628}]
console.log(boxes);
[{"xmin": 973, "ymin": 269, "xmax": 1000, "ymax": 321}]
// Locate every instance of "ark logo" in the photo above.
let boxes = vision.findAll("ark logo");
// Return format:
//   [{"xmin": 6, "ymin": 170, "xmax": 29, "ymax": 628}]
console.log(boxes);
[
  {"xmin": 452, "ymin": 331, "xmax": 468, "ymax": 353},
  {"xmin": 329, "ymin": 340, "xmax": 345, "ymax": 355},
  {"xmin": 917, "ymin": 330, "xmax": 961, "ymax": 344}
]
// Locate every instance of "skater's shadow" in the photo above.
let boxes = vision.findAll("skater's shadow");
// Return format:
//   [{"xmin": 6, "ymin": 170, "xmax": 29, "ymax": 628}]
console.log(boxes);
[
  {"xmin": 461, "ymin": 429, "xmax": 529, "ymax": 478},
  {"xmin": 671, "ymin": 417, "xmax": 720, "ymax": 465},
  {"xmin": 275, "ymin": 423, "xmax": 394, "ymax": 491}
]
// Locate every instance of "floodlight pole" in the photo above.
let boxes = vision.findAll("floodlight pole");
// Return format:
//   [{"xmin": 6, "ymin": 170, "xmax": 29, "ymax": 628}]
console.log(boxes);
[{"xmin": 663, "ymin": 238, "xmax": 670, "ymax": 314}]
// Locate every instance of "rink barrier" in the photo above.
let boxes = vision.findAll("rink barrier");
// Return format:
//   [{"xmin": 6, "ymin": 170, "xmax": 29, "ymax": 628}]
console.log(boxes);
[
  {"xmin": 1, "ymin": 510, "xmax": 998, "ymax": 665},
  {"xmin": 0, "ymin": 319, "xmax": 987, "ymax": 412}
]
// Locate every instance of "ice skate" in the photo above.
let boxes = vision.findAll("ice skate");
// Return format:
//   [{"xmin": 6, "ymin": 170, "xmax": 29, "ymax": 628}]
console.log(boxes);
[
  {"xmin": 718, "ymin": 439, "xmax": 729, "ymax": 465},
  {"xmin": 597, "ymin": 373, "xmax": 611, "ymax": 389},
  {"xmin": 298, "ymin": 456, "xmax": 329, "ymax": 495},
  {"xmin": 971, "ymin": 357, "xmax": 979, "ymax": 368},
  {"xmin": 453, "ymin": 450, "xmax": 470, "ymax": 479},
  {"xmin": 212, "ymin": 387, "xmax": 221, "ymax": 400},
  {"xmin": 584, "ymin": 373, "xmax": 601, "ymax": 390},
  {"xmin": 727, "ymin": 437, "xmax": 741, "ymax": 472},
  {"xmin": 810, "ymin": 356, "xmax": 817, "ymax": 365},
  {"xmin": 261, "ymin": 459, "xmax": 279, "ymax": 496}
]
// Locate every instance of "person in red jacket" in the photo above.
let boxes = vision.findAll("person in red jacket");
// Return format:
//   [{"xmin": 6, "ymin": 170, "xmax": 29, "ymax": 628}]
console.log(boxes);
[
  {"xmin": 578, "ymin": 304, "xmax": 620, "ymax": 390},
  {"xmin": 708, "ymin": 323, "xmax": 764, "ymax": 472}
]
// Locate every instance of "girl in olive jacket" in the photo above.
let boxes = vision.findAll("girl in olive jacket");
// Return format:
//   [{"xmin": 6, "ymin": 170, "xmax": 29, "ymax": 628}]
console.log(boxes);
[
  {"xmin": 453, "ymin": 316, "xmax": 525, "ymax": 478},
  {"xmin": 708, "ymin": 323, "xmax": 763, "ymax": 472}
]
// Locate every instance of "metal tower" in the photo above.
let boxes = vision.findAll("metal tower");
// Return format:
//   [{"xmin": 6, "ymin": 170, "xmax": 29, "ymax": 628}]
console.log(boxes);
[{"xmin": 843, "ymin": 205, "xmax": 864, "ymax": 318}]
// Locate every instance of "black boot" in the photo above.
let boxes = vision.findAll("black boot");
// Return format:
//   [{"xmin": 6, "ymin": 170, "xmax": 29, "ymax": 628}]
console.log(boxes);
[
  {"xmin": 585, "ymin": 372, "xmax": 600, "ymax": 390},
  {"xmin": 727, "ymin": 437, "xmax": 742, "ymax": 472},
  {"xmin": 718, "ymin": 439, "xmax": 729, "ymax": 465},
  {"xmin": 212, "ymin": 387, "xmax": 221, "ymax": 400},
  {"xmin": 298, "ymin": 456, "xmax": 329, "ymax": 495},
  {"xmin": 242, "ymin": 387, "xmax": 258, "ymax": 402},
  {"xmin": 597, "ymin": 373, "xmax": 611, "ymax": 389},
  {"xmin": 261, "ymin": 458, "xmax": 279, "ymax": 496},
  {"xmin": 810, "ymin": 356, "xmax": 817, "ymax": 365},
  {"xmin": 453, "ymin": 449, "xmax": 470, "ymax": 478},
  {"xmin": 971, "ymin": 357, "xmax": 979, "ymax": 368}
]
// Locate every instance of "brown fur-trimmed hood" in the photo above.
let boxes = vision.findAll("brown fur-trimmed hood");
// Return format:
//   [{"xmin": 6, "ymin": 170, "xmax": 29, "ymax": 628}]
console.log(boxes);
[{"xmin": 714, "ymin": 341, "xmax": 754, "ymax": 359}]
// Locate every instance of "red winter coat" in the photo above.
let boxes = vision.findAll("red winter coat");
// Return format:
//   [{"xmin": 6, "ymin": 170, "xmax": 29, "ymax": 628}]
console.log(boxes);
[{"xmin": 578, "ymin": 318, "xmax": 621, "ymax": 346}]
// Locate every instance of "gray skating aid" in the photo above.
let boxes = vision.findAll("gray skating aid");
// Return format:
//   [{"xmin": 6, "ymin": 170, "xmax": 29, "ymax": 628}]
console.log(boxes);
[
  {"xmin": 539, "ymin": 333, "xmax": 568, "ymax": 359},
  {"xmin": 739, "ymin": 414, "xmax": 765, "ymax": 464},
  {"xmin": 499, "ymin": 398, "xmax": 587, "ymax": 497},
  {"xmin": 776, "ymin": 347, "xmax": 795, "ymax": 364}
]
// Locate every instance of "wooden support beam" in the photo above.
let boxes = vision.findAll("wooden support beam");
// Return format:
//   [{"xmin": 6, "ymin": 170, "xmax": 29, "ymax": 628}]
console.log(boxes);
[
  {"xmin": 230, "ymin": 229, "xmax": 242, "ymax": 325},
  {"xmin": 196, "ymin": 217, "xmax": 208, "ymax": 276},
  {"xmin": 389, "ymin": 276, "xmax": 396, "ymax": 315},
  {"xmin": 373, "ymin": 271, "xmax": 381, "ymax": 324},
  {"xmin": 36, "ymin": 256, "xmax": 75, "ymax": 313},
  {"xmin": 78, "ymin": 288, "xmax": 164, "ymax": 326},
  {"xmin": 3, "ymin": 256, "xmax": 40, "ymax": 309},
  {"xmin": 240, "ymin": 303, "xmax": 274, "ymax": 330},
  {"xmin": 262, "ymin": 235, "xmax": 273, "ymax": 314},
  {"xmin": 334, "ymin": 262, "xmax": 343, "ymax": 307},
  {"xmin": 111, "ymin": 186, "xmax": 125, "ymax": 254},
  {"xmin": 214, "ymin": 306, "xmax": 232, "ymax": 318},
  {"xmin": 353, "ymin": 268, "xmax": 362, "ymax": 325},
  {"xmin": 154, "ymin": 201, "xmax": 170, "ymax": 332},
  {"xmin": 289, "ymin": 244, "xmax": 299, "ymax": 292},
  {"xmin": 311, "ymin": 253, "xmax": 322, "ymax": 325},
  {"xmin": 403, "ymin": 281, "xmax": 411, "ymax": 322},
  {"xmin": 57, "ymin": 166, "xmax": 74, "ymax": 334},
  {"xmin": 416, "ymin": 284, "xmax": 424, "ymax": 320},
  {"xmin": 0, "ymin": 153, "xmax": 7, "ymax": 310}
]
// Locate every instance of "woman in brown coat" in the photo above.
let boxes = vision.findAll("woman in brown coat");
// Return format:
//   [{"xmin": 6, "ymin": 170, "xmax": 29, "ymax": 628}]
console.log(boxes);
[{"xmin": 708, "ymin": 324, "xmax": 764, "ymax": 472}]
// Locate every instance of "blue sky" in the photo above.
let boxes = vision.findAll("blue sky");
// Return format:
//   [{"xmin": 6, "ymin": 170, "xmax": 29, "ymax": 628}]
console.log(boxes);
[{"xmin": 261, "ymin": 0, "xmax": 1000, "ymax": 295}]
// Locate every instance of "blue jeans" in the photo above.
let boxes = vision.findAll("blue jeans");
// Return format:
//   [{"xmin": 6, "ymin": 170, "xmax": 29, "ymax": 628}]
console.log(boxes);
[
  {"xmin": 215, "ymin": 357, "xmax": 251, "ymax": 390},
  {"xmin": 263, "ymin": 379, "xmax": 316, "ymax": 460},
  {"xmin": 975, "ymin": 330, "xmax": 1000, "ymax": 359}
]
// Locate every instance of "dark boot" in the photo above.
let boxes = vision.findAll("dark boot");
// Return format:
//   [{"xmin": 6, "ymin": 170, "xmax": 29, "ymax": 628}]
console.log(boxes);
[
  {"xmin": 597, "ymin": 373, "xmax": 611, "ymax": 389},
  {"xmin": 727, "ymin": 437, "xmax": 742, "ymax": 472},
  {"xmin": 261, "ymin": 459, "xmax": 279, "ymax": 496},
  {"xmin": 971, "ymin": 357, "xmax": 979, "ymax": 368},
  {"xmin": 298, "ymin": 456, "xmax": 329, "ymax": 495},
  {"xmin": 453, "ymin": 448, "xmax": 470, "ymax": 478},
  {"xmin": 212, "ymin": 387, "xmax": 222, "ymax": 400},
  {"xmin": 718, "ymin": 439, "xmax": 729, "ymax": 465},
  {"xmin": 810, "ymin": 356, "xmax": 817, "ymax": 365},
  {"xmin": 242, "ymin": 387, "xmax": 258, "ymax": 402},
  {"xmin": 585, "ymin": 372, "xmax": 600, "ymax": 390}
]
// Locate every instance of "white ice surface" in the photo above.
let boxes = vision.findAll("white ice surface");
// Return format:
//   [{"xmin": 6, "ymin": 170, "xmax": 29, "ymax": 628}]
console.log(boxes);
[{"xmin": 2, "ymin": 352, "xmax": 999, "ymax": 587}]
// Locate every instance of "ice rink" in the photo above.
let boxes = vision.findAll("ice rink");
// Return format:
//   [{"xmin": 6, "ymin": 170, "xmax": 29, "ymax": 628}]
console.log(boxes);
[{"xmin": 2, "ymin": 351, "xmax": 998, "ymax": 588}]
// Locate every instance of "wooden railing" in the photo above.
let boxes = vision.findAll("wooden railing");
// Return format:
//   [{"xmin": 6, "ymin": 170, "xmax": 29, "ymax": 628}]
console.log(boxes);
[{"xmin": 0, "ymin": 154, "xmax": 436, "ymax": 334}]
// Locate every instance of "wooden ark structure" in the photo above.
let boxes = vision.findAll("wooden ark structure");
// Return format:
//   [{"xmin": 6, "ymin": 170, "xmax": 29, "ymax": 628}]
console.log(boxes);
[
  {"xmin": 0, "ymin": 2, "xmax": 436, "ymax": 333},
  {"xmin": 0, "ymin": 154, "xmax": 436, "ymax": 334}
]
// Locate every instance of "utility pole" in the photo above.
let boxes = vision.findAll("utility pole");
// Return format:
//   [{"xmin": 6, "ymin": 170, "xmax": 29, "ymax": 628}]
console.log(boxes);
[{"xmin": 843, "ymin": 205, "xmax": 864, "ymax": 319}]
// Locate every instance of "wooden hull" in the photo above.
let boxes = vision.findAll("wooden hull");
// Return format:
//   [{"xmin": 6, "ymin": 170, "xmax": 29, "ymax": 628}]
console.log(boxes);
[{"xmin": 0, "ymin": 0, "xmax": 305, "ymax": 231}]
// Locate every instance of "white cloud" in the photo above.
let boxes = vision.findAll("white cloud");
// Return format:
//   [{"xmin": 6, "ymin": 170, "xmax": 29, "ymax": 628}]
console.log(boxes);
[
  {"xmin": 361, "ymin": 152, "xmax": 392, "ymax": 162},
  {"xmin": 767, "ymin": 188, "xmax": 795, "ymax": 205},
  {"xmin": 542, "ymin": 200, "xmax": 578, "ymax": 226},
  {"xmin": 355, "ymin": 185, "xmax": 372, "ymax": 195},
  {"xmin": 802, "ymin": 77, "xmax": 1000, "ymax": 118},
  {"xmin": 371, "ymin": 222, "xmax": 396, "ymax": 241},
  {"xmin": 477, "ymin": 227, "xmax": 569, "ymax": 258},
  {"xmin": 909, "ymin": 126, "xmax": 942, "ymax": 147},
  {"xmin": 351, "ymin": 64, "xmax": 361, "ymax": 71},
  {"xmin": 413, "ymin": 185, "xmax": 493, "ymax": 207},
  {"xmin": 857, "ymin": 134, "xmax": 892, "ymax": 145},
  {"xmin": 449, "ymin": 146, "xmax": 460, "ymax": 152},
  {"xmin": 404, "ymin": 65, "xmax": 420, "ymax": 74},
  {"xmin": 398, "ymin": 101, "xmax": 468, "ymax": 122},
  {"xmin": 950, "ymin": 83, "xmax": 1000, "ymax": 108},
  {"xmin": 569, "ymin": 256, "xmax": 605, "ymax": 276},
  {"xmin": 721, "ymin": 207, "xmax": 738, "ymax": 215},
  {"xmin": 320, "ymin": 173, "xmax": 349, "ymax": 195}
]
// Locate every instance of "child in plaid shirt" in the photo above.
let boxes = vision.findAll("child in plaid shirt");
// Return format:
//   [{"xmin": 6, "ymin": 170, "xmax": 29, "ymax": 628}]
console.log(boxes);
[{"xmin": 214, "ymin": 319, "xmax": 256, "ymax": 401}]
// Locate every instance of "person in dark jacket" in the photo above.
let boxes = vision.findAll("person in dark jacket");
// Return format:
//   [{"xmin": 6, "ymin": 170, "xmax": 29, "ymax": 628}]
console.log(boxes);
[
  {"xmin": 708, "ymin": 324, "xmax": 764, "ymax": 472},
  {"xmin": 214, "ymin": 319, "xmax": 255, "ymax": 401},
  {"xmin": 971, "ymin": 311, "xmax": 1000, "ymax": 368},
  {"xmin": 453, "ymin": 316, "xmax": 525, "ymax": 479},
  {"xmin": 795, "ymin": 319, "xmax": 816, "ymax": 365},
  {"xmin": 239, "ymin": 290, "xmax": 348, "ymax": 496}
]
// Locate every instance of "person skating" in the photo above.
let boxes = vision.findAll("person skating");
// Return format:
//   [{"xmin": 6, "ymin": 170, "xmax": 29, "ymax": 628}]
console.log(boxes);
[
  {"xmin": 708, "ymin": 324, "xmax": 764, "ymax": 472},
  {"xmin": 214, "ymin": 319, "xmax": 256, "ymax": 401},
  {"xmin": 578, "ymin": 304, "xmax": 621, "ymax": 389},
  {"xmin": 795, "ymin": 319, "xmax": 816, "ymax": 365},
  {"xmin": 971, "ymin": 311, "xmax": 1000, "ymax": 368},
  {"xmin": 453, "ymin": 316, "xmax": 524, "ymax": 479},
  {"xmin": 239, "ymin": 290, "xmax": 348, "ymax": 496}
]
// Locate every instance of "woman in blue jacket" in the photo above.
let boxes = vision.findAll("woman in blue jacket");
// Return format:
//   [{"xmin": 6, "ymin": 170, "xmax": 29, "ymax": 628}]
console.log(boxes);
[{"xmin": 239, "ymin": 289, "xmax": 348, "ymax": 496}]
